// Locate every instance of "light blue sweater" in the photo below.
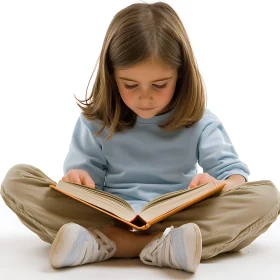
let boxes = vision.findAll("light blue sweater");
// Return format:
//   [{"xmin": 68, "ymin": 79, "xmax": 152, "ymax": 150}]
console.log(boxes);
[{"xmin": 63, "ymin": 108, "xmax": 250, "ymax": 213}]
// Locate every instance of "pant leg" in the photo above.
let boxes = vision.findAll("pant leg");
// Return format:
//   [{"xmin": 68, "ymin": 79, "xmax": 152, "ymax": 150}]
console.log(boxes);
[
  {"xmin": 144, "ymin": 180, "xmax": 280, "ymax": 260},
  {"xmin": 0, "ymin": 164, "xmax": 118, "ymax": 244}
]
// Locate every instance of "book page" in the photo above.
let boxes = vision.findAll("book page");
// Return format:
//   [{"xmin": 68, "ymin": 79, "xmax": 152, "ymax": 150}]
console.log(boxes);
[
  {"xmin": 139, "ymin": 183, "xmax": 217, "ymax": 221},
  {"xmin": 140, "ymin": 182, "xmax": 209, "ymax": 212},
  {"xmin": 55, "ymin": 180, "xmax": 136, "ymax": 221}
]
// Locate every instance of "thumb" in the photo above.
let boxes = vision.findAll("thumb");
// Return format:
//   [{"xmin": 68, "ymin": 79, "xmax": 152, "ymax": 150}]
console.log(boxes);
[{"xmin": 189, "ymin": 175, "xmax": 200, "ymax": 189}]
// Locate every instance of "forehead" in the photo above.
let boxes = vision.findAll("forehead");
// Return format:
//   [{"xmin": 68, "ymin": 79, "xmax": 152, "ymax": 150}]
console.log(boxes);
[{"xmin": 114, "ymin": 59, "xmax": 176, "ymax": 82}]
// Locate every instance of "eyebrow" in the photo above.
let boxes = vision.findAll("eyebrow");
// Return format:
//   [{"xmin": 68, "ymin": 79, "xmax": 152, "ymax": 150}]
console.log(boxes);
[{"xmin": 119, "ymin": 77, "xmax": 172, "ymax": 83}]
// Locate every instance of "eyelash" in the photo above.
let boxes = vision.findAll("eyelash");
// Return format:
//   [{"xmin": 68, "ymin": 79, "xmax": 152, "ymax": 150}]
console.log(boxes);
[{"xmin": 124, "ymin": 84, "xmax": 167, "ymax": 89}]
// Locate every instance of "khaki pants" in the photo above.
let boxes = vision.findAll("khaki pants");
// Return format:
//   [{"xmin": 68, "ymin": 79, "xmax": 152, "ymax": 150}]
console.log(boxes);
[{"xmin": 1, "ymin": 163, "xmax": 280, "ymax": 260}]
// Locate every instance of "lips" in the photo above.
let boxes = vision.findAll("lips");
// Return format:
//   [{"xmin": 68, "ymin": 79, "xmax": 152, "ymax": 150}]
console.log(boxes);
[{"xmin": 138, "ymin": 107, "xmax": 154, "ymax": 109}]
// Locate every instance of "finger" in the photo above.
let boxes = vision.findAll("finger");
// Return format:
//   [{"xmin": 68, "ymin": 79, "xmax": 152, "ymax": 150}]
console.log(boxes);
[
  {"xmin": 68, "ymin": 172, "xmax": 82, "ymax": 185},
  {"xmin": 61, "ymin": 175, "xmax": 72, "ymax": 183},
  {"xmin": 81, "ymin": 175, "xmax": 95, "ymax": 188},
  {"xmin": 189, "ymin": 175, "xmax": 201, "ymax": 189}
]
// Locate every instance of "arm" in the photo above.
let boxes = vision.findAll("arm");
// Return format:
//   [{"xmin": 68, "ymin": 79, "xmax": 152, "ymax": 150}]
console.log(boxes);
[
  {"xmin": 63, "ymin": 114, "xmax": 108, "ymax": 191},
  {"xmin": 197, "ymin": 116, "xmax": 250, "ymax": 183}
]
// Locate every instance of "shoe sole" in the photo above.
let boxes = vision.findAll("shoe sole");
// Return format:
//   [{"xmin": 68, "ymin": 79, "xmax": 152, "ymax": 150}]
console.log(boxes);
[
  {"xmin": 49, "ymin": 222, "xmax": 76, "ymax": 268},
  {"xmin": 185, "ymin": 223, "xmax": 202, "ymax": 273}
]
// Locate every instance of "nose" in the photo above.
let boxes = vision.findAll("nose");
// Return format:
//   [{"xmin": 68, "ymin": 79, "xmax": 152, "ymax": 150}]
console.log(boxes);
[{"xmin": 138, "ymin": 88, "xmax": 153, "ymax": 100}]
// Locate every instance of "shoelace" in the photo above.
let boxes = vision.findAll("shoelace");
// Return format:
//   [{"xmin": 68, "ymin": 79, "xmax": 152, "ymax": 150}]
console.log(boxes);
[
  {"xmin": 141, "ymin": 225, "xmax": 183, "ymax": 270},
  {"xmin": 89, "ymin": 229, "xmax": 117, "ymax": 262}
]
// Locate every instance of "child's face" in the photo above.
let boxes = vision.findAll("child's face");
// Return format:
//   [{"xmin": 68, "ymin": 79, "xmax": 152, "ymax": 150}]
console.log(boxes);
[{"xmin": 114, "ymin": 58, "xmax": 178, "ymax": 119}]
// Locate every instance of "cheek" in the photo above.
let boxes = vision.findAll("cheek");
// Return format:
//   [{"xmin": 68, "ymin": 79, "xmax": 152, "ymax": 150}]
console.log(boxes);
[
  {"xmin": 119, "ymin": 89, "xmax": 133, "ymax": 104},
  {"xmin": 160, "ymin": 88, "xmax": 175, "ymax": 102}
]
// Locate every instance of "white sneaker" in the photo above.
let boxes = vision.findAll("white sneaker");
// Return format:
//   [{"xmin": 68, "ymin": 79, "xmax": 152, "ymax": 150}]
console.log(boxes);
[
  {"xmin": 139, "ymin": 223, "xmax": 202, "ymax": 273},
  {"xmin": 49, "ymin": 223, "xmax": 116, "ymax": 269}
]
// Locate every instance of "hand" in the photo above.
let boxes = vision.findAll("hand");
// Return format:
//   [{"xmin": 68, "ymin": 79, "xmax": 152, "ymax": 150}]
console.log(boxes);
[
  {"xmin": 188, "ymin": 173, "xmax": 218, "ymax": 189},
  {"xmin": 62, "ymin": 169, "xmax": 96, "ymax": 189}
]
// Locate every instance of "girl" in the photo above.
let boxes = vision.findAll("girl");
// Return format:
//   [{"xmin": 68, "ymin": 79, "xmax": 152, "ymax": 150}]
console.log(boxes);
[{"xmin": 1, "ymin": 1, "xmax": 280, "ymax": 274}]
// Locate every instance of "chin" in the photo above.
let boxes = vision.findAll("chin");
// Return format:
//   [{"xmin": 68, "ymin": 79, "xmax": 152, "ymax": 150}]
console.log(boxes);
[{"xmin": 137, "ymin": 109, "xmax": 158, "ymax": 118}]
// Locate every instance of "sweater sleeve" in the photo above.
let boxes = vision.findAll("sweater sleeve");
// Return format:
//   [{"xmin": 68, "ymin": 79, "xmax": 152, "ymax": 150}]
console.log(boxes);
[
  {"xmin": 197, "ymin": 117, "xmax": 250, "ymax": 182},
  {"xmin": 63, "ymin": 114, "xmax": 108, "ymax": 191}
]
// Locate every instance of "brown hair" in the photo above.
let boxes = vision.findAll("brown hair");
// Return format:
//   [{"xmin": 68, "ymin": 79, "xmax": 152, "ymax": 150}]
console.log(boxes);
[{"xmin": 75, "ymin": 1, "xmax": 207, "ymax": 141}]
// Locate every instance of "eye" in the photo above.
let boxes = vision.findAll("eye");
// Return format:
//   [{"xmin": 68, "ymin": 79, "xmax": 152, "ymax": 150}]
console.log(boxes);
[
  {"xmin": 124, "ymin": 83, "xmax": 167, "ymax": 89},
  {"xmin": 154, "ymin": 84, "xmax": 167, "ymax": 89},
  {"xmin": 124, "ymin": 84, "xmax": 137, "ymax": 89}
]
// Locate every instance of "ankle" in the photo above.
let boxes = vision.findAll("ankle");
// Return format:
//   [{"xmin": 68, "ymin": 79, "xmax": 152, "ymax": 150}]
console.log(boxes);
[{"xmin": 98, "ymin": 226, "xmax": 161, "ymax": 258}]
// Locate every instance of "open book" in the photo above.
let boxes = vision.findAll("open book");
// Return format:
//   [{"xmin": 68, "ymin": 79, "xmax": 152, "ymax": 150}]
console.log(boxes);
[{"xmin": 49, "ymin": 181, "xmax": 226, "ymax": 230}]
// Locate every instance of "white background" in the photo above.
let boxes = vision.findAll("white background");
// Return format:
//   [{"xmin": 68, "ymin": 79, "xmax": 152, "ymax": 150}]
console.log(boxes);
[{"xmin": 0, "ymin": 0, "xmax": 279, "ymax": 232}]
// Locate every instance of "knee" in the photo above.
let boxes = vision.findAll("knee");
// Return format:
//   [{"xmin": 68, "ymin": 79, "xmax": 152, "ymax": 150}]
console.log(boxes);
[
  {"xmin": 256, "ymin": 180, "xmax": 280, "ymax": 205},
  {"xmin": 241, "ymin": 180, "xmax": 280, "ymax": 217},
  {"xmin": 1, "ymin": 163, "xmax": 33, "ymax": 197}
]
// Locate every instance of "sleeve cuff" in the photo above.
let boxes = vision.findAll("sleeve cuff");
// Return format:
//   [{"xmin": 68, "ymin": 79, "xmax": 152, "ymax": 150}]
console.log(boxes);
[{"xmin": 222, "ymin": 172, "xmax": 248, "ymax": 182}]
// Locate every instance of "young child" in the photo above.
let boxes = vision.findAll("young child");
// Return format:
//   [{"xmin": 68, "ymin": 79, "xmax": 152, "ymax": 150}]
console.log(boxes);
[{"xmin": 1, "ymin": 1, "xmax": 280, "ymax": 274}]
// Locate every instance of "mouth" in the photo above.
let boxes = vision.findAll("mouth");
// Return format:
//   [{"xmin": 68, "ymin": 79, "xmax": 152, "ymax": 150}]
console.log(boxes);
[{"xmin": 137, "ymin": 107, "xmax": 154, "ymax": 110}]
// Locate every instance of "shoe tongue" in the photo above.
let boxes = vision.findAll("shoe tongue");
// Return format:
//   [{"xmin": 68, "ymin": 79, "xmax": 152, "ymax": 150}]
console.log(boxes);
[{"xmin": 157, "ymin": 226, "xmax": 173, "ymax": 243}]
